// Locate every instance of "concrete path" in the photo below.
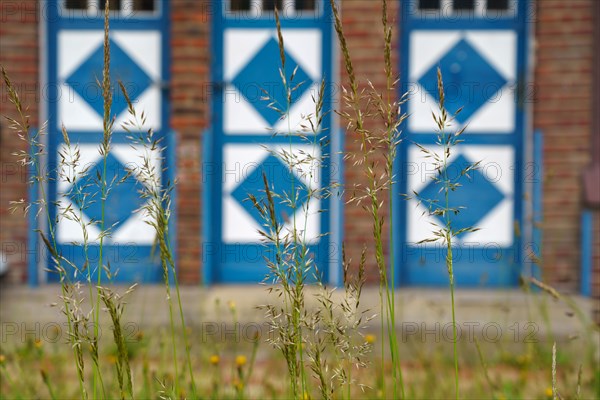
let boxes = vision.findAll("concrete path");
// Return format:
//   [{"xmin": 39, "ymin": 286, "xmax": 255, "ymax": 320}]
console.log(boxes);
[{"xmin": 1, "ymin": 284, "xmax": 596, "ymax": 343}]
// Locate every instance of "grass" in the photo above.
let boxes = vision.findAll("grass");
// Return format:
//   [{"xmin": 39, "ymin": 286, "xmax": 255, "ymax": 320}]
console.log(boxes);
[
  {"xmin": 1, "ymin": 0, "xmax": 599, "ymax": 399},
  {"xmin": 0, "ymin": 321, "xmax": 598, "ymax": 399},
  {"xmin": 329, "ymin": 0, "xmax": 407, "ymax": 397},
  {"xmin": 412, "ymin": 68, "xmax": 480, "ymax": 400}
]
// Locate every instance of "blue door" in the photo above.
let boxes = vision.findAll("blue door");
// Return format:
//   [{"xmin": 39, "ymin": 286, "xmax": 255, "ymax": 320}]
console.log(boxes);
[
  {"xmin": 396, "ymin": 0, "xmax": 532, "ymax": 286},
  {"xmin": 205, "ymin": 0, "xmax": 340, "ymax": 283},
  {"xmin": 39, "ymin": 0, "xmax": 172, "ymax": 283}
]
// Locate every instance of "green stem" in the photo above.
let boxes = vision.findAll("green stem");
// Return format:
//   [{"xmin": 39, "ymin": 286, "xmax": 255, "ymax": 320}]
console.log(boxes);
[
  {"xmin": 163, "ymin": 263, "xmax": 180, "ymax": 396},
  {"xmin": 93, "ymin": 126, "xmax": 109, "ymax": 399},
  {"xmin": 95, "ymin": 1, "xmax": 112, "ymax": 395},
  {"xmin": 166, "ymin": 234, "xmax": 198, "ymax": 397},
  {"xmin": 379, "ymin": 291, "xmax": 386, "ymax": 399},
  {"xmin": 71, "ymin": 168, "xmax": 105, "ymax": 398},
  {"xmin": 442, "ymin": 127, "xmax": 459, "ymax": 400},
  {"xmin": 32, "ymin": 142, "xmax": 88, "ymax": 399},
  {"xmin": 448, "ymin": 241, "xmax": 459, "ymax": 400}
]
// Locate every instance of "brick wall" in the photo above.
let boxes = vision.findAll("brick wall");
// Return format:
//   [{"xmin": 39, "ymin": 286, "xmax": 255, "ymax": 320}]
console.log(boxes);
[
  {"xmin": 171, "ymin": 0, "xmax": 211, "ymax": 284},
  {"xmin": 338, "ymin": 0, "xmax": 399, "ymax": 283},
  {"xmin": 0, "ymin": 0, "xmax": 39, "ymax": 283},
  {"xmin": 534, "ymin": 0, "xmax": 595, "ymax": 291}
]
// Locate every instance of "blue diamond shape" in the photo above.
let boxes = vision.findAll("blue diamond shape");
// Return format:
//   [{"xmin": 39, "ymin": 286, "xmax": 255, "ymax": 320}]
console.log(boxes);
[
  {"xmin": 418, "ymin": 154, "xmax": 505, "ymax": 231},
  {"xmin": 418, "ymin": 39, "xmax": 507, "ymax": 124},
  {"xmin": 68, "ymin": 153, "xmax": 144, "ymax": 230},
  {"xmin": 232, "ymin": 154, "xmax": 309, "ymax": 226},
  {"xmin": 232, "ymin": 38, "xmax": 313, "ymax": 126},
  {"xmin": 66, "ymin": 39, "xmax": 153, "ymax": 118}
]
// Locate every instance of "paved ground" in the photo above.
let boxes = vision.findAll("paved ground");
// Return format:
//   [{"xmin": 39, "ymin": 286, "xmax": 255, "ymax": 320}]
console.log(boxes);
[{"xmin": 1, "ymin": 284, "xmax": 596, "ymax": 342}]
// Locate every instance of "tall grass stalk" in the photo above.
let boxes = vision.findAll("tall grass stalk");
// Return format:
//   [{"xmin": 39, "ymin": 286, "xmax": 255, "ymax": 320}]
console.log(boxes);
[
  {"xmin": 94, "ymin": 7, "xmax": 113, "ymax": 396},
  {"xmin": 280, "ymin": 9, "xmax": 306, "ymax": 395},
  {"xmin": 255, "ymin": 8, "xmax": 315, "ymax": 397},
  {"xmin": 415, "ymin": 69, "xmax": 481, "ymax": 400},
  {"xmin": 88, "ymin": 2, "xmax": 114, "ymax": 396},
  {"xmin": 99, "ymin": 285, "xmax": 136, "ymax": 399},
  {"xmin": 40, "ymin": 369, "xmax": 57, "ymax": 400},
  {"xmin": 255, "ymin": 8, "xmax": 372, "ymax": 399},
  {"xmin": 552, "ymin": 342, "xmax": 557, "ymax": 400},
  {"xmin": 438, "ymin": 70, "xmax": 460, "ymax": 400},
  {"xmin": 3, "ymin": 2, "xmax": 161, "ymax": 398},
  {"xmin": 1, "ymin": 67, "xmax": 90, "ymax": 400},
  {"xmin": 328, "ymin": 0, "xmax": 407, "ymax": 397},
  {"xmin": 119, "ymin": 82, "xmax": 197, "ymax": 398},
  {"xmin": 474, "ymin": 337, "xmax": 497, "ymax": 397},
  {"xmin": 59, "ymin": 125, "xmax": 108, "ymax": 397},
  {"xmin": 576, "ymin": 364, "xmax": 583, "ymax": 400}
]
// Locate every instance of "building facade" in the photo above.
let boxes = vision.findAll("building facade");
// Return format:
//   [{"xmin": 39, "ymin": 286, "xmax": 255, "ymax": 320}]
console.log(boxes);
[{"xmin": 0, "ymin": 0, "xmax": 598, "ymax": 316}]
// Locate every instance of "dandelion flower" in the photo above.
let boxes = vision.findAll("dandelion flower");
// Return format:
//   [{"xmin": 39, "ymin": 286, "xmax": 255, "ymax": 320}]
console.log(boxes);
[
  {"xmin": 228, "ymin": 300, "xmax": 236, "ymax": 311},
  {"xmin": 365, "ymin": 334, "xmax": 376, "ymax": 344},
  {"xmin": 545, "ymin": 387, "xmax": 553, "ymax": 398},
  {"xmin": 235, "ymin": 355, "xmax": 247, "ymax": 367},
  {"xmin": 209, "ymin": 354, "xmax": 220, "ymax": 366}
]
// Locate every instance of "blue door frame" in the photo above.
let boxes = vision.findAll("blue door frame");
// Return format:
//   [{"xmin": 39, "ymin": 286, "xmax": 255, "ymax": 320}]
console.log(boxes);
[
  {"xmin": 35, "ymin": 0, "xmax": 173, "ymax": 284},
  {"xmin": 395, "ymin": 0, "xmax": 533, "ymax": 287},
  {"xmin": 204, "ymin": 1, "xmax": 341, "ymax": 284}
]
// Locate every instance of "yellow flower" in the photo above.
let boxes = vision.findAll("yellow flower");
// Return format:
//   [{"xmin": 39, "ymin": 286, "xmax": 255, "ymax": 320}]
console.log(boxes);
[
  {"xmin": 517, "ymin": 353, "xmax": 531, "ymax": 366},
  {"xmin": 34, "ymin": 339, "xmax": 43, "ymax": 349},
  {"xmin": 233, "ymin": 379, "xmax": 244, "ymax": 391},
  {"xmin": 0, "ymin": 354, "xmax": 6, "ymax": 364},
  {"xmin": 49, "ymin": 325, "xmax": 60, "ymax": 339},
  {"xmin": 228, "ymin": 300, "xmax": 236, "ymax": 311},
  {"xmin": 107, "ymin": 355, "xmax": 118, "ymax": 364},
  {"xmin": 545, "ymin": 387, "xmax": 553, "ymax": 398},
  {"xmin": 235, "ymin": 355, "xmax": 247, "ymax": 367},
  {"xmin": 365, "ymin": 334, "xmax": 376, "ymax": 344},
  {"xmin": 209, "ymin": 354, "xmax": 220, "ymax": 366}
]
